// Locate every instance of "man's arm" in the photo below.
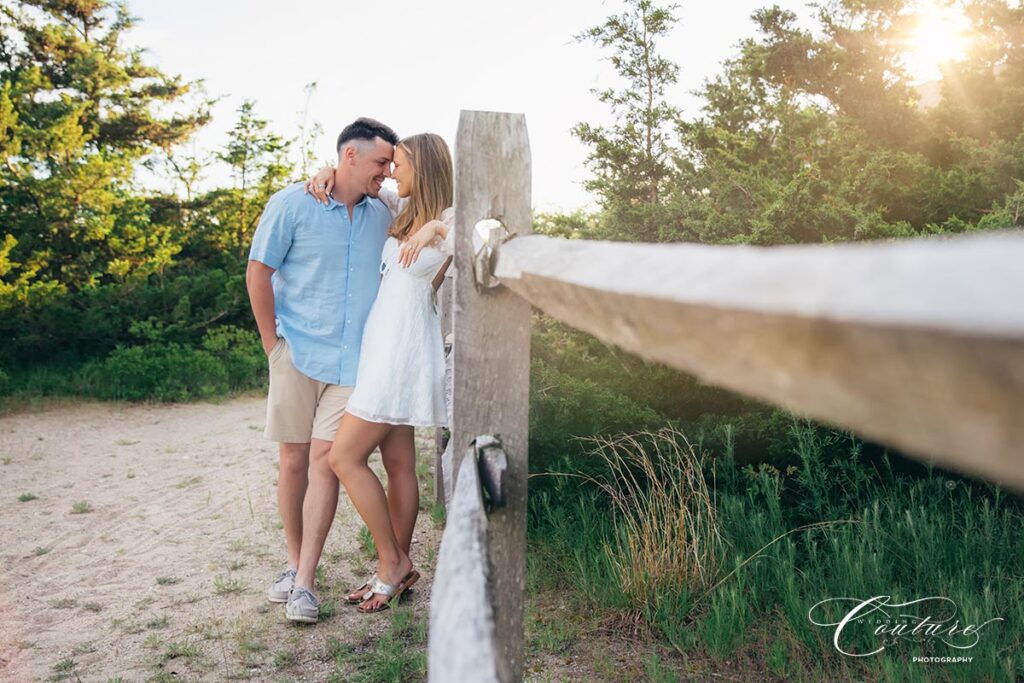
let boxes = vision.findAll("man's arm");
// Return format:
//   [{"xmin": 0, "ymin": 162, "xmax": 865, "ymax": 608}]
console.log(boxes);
[{"xmin": 246, "ymin": 260, "xmax": 279, "ymax": 356}]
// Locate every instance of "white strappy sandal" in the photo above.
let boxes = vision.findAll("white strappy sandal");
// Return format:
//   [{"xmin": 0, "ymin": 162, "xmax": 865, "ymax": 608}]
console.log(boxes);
[{"xmin": 357, "ymin": 570, "xmax": 420, "ymax": 613}]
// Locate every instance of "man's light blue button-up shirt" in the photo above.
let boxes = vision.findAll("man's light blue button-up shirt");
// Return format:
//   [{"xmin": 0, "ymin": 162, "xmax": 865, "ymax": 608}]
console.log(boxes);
[{"xmin": 249, "ymin": 182, "xmax": 391, "ymax": 386}]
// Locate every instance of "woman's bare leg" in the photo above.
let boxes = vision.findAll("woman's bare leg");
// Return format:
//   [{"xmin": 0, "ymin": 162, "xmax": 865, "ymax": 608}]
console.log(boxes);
[
  {"xmin": 344, "ymin": 425, "xmax": 419, "ymax": 603},
  {"xmin": 380, "ymin": 425, "xmax": 419, "ymax": 555},
  {"xmin": 329, "ymin": 414, "xmax": 413, "ymax": 610}
]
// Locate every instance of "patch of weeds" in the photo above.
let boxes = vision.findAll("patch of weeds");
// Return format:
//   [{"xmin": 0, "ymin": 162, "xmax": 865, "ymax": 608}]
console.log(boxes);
[
  {"xmin": 70, "ymin": 501, "xmax": 93, "ymax": 514},
  {"xmin": 50, "ymin": 598, "xmax": 77, "ymax": 609},
  {"xmin": 115, "ymin": 439, "xmax": 140, "ymax": 446},
  {"xmin": 2, "ymin": 457, "xmax": 11, "ymax": 465},
  {"xmin": 326, "ymin": 635, "xmax": 355, "ymax": 662},
  {"xmin": 175, "ymin": 475, "xmax": 202, "ymax": 489},
  {"xmin": 155, "ymin": 576, "xmax": 181, "ymax": 586},
  {"xmin": 213, "ymin": 575, "xmax": 247, "ymax": 595},
  {"xmin": 143, "ymin": 633, "xmax": 162, "ymax": 649},
  {"xmin": 330, "ymin": 608, "xmax": 427, "ymax": 683},
  {"xmin": 17, "ymin": 492, "xmax": 38, "ymax": 502},
  {"xmin": 34, "ymin": 546, "xmax": 52, "ymax": 556},
  {"xmin": 644, "ymin": 652, "xmax": 681, "ymax": 683},
  {"xmin": 357, "ymin": 525, "xmax": 376, "ymax": 558},
  {"xmin": 162, "ymin": 641, "xmax": 200, "ymax": 661},
  {"xmin": 238, "ymin": 637, "xmax": 266, "ymax": 654},
  {"xmin": 187, "ymin": 619, "xmax": 223, "ymax": 641},
  {"xmin": 227, "ymin": 539, "xmax": 248, "ymax": 552},
  {"xmin": 273, "ymin": 650, "xmax": 296, "ymax": 668},
  {"xmin": 146, "ymin": 616, "xmax": 169, "ymax": 630},
  {"xmin": 429, "ymin": 499, "xmax": 446, "ymax": 525},
  {"xmin": 126, "ymin": 471, "xmax": 135, "ymax": 479},
  {"xmin": 48, "ymin": 657, "xmax": 77, "ymax": 682},
  {"xmin": 228, "ymin": 559, "xmax": 246, "ymax": 571},
  {"xmin": 318, "ymin": 599, "xmax": 336, "ymax": 620},
  {"xmin": 73, "ymin": 641, "xmax": 97, "ymax": 655},
  {"xmin": 82, "ymin": 602, "xmax": 103, "ymax": 613},
  {"xmin": 121, "ymin": 619, "xmax": 144, "ymax": 635},
  {"xmin": 526, "ymin": 605, "xmax": 578, "ymax": 655}
]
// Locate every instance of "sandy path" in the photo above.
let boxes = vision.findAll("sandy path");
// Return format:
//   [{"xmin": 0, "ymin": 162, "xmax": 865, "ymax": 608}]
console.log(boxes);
[{"xmin": 0, "ymin": 397, "xmax": 441, "ymax": 682}]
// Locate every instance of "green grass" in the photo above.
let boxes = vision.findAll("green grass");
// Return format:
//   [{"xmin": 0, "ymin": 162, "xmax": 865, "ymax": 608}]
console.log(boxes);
[
  {"xmin": 329, "ymin": 608, "xmax": 427, "ymax": 682},
  {"xmin": 70, "ymin": 501, "xmax": 93, "ymax": 514},
  {"xmin": 357, "ymin": 525, "xmax": 376, "ymax": 558},
  {"xmin": 213, "ymin": 575, "xmax": 247, "ymax": 595},
  {"xmin": 273, "ymin": 649, "xmax": 296, "ymax": 668},
  {"xmin": 318, "ymin": 598, "xmax": 337, "ymax": 621},
  {"xmin": 146, "ymin": 616, "xmax": 169, "ymax": 630},
  {"xmin": 162, "ymin": 640, "xmax": 200, "ymax": 661},
  {"xmin": 17, "ymin": 492, "xmax": 38, "ymax": 502},
  {"xmin": 34, "ymin": 546, "xmax": 51, "ymax": 556},
  {"xmin": 155, "ymin": 576, "xmax": 181, "ymax": 585},
  {"xmin": 48, "ymin": 657, "xmax": 77, "ymax": 682},
  {"xmin": 527, "ymin": 420, "xmax": 1024, "ymax": 682},
  {"xmin": 429, "ymin": 498, "xmax": 446, "ymax": 526}
]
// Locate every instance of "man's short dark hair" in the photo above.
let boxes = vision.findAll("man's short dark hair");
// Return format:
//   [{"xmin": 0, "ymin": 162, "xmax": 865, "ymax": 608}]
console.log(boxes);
[{"xmin": 336, "ymin": 117, "xmax": 399, "ymax": 154}]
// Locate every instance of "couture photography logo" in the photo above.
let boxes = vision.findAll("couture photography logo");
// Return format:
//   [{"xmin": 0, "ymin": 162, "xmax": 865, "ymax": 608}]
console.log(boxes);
[{"xmin": 807, "ymin": 595, "xmax": 1004, "ymax": 663}]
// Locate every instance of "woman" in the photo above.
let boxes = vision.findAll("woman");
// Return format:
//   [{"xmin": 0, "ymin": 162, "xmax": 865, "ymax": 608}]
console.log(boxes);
[{"xmin": 306, "ymin": 133, "xmax": 453, "ymax": 612}]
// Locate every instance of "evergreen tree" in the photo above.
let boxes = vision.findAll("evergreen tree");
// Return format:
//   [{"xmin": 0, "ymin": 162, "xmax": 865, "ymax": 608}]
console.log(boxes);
[
  {"xmin": 573, "ymin": 0, "xmax": 685, "ymax": 241},
  {"xmin": 0, "ymin": 0, "xmax": 208, "ymax": 294}
]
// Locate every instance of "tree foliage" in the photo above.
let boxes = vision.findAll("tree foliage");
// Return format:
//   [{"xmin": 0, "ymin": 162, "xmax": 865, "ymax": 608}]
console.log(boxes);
[
  {"xmin": 0, "ymin": 1, "xmax": 295, "ymax": 367},
  {"xmin": 576, "ymin": 0, "xmax": 1024, "ymax": 244},
  {"xmin": 573, "ymin": 0, "xmax": 684, "ymax": 241}
]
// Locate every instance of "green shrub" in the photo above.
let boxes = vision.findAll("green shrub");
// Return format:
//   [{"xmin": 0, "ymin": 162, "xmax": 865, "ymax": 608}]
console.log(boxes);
[
  {"xmin": 200, "ymin": 325, "xmax": 266, "ymax": 391},
  {"xmin": 79, "ymin": 343, "xmax": 229, "ymax": 402}
]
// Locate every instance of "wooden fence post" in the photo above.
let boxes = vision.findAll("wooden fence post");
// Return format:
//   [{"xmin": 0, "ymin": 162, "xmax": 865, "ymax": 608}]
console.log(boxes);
[
  {"xmin": 435, "ymin": 274, "xmax": 453, "ymax": 505},
  {"xmin": 451, "ymin": 110, "xmax": 531, "ymax": 682}
]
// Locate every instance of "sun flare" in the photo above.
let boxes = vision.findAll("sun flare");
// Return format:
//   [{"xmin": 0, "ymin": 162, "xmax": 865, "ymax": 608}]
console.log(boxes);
[{"xmin": 902, "ymin": 2, "xmax": 973, "ymax": 81}]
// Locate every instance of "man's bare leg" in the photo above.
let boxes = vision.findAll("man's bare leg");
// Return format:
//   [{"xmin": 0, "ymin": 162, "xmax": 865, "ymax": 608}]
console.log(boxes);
[
  {"xmin": 278, "ymin": 442, "xmax": 311, "ymax": 569},
  {"xmin": 293, "ymin": 437, "xmax": 340, "ymax": 592}
]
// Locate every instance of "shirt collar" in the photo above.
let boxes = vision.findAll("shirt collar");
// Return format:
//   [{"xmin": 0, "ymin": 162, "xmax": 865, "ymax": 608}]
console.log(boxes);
[{"xmin": 322, "ymin": 193, "xmax": 373, "ymax": 212}]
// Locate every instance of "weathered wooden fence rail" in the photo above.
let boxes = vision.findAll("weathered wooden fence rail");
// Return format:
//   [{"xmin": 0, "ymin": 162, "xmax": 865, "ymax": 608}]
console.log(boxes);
[{"xmin": 427, "ymin": 110, "xmax": 1024, "ymax": 682}]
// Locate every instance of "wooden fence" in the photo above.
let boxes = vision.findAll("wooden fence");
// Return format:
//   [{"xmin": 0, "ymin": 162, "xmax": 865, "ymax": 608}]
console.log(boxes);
[{"xmin": 427, "ymin": 110, "xmax": 1024, "ymax": 682}]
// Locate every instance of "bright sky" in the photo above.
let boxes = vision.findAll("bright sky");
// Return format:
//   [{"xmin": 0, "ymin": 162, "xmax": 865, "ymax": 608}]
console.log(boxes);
[{"xmin": 128, "ymin": 0, "xmax": 814, "ymax": 212}]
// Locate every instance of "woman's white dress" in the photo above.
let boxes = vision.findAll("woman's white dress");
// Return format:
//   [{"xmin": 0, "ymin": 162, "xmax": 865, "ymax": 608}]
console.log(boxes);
[{"xmin": 344, "ymin": 189, "xmax": 453, "ymax": 427}]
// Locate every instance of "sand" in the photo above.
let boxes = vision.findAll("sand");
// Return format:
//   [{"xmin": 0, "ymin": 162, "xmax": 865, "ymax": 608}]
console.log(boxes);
[{"xmin": 0, "ymin": 396, "xmax": 440, "ymax": 682}]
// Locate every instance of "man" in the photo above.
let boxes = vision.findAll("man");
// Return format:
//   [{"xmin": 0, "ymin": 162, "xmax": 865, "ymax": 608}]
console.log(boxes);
[{"xmin": 246, "ymin": 117, "xmax": 398, "ymax": 623}]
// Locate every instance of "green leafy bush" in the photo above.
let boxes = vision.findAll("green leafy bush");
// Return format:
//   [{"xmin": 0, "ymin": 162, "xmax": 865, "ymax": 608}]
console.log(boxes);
[
  {"xmin": 72, "ymin": 325, "xmax": 265, "ymax": 402},
  {"xmin": 80, "ymin": 344, "xmax": 229, "ymax": 401}
]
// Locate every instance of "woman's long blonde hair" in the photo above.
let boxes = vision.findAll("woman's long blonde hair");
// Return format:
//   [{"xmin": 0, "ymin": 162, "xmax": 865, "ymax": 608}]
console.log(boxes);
[{"xmin": 389, "ymin": 133, "xmax": 453, "ymax": 242}]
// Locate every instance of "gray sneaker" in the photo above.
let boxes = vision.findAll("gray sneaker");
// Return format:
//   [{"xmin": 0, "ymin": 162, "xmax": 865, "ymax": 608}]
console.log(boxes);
[
  {"xmin": 267, "ymin": 568, "xmax": 296, "ymax": 603},
  {"xmin": 285, "ymin": 586, "xmax": 320, "ymax": 624}
]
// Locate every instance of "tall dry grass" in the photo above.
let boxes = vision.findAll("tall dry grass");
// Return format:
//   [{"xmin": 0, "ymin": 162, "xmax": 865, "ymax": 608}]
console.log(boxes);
[{"xmin": 582, "ymin": 428, "xmax": 722, "ymax": 605}]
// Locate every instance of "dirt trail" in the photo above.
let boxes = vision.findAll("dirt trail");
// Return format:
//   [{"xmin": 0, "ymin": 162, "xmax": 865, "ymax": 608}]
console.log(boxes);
[{"xmin": 0, "ymin": 396, "xmax": 440, "ymax": 682}]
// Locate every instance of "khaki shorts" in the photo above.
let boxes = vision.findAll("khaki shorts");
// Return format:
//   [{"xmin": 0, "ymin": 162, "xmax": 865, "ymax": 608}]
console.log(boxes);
[{"xmin": 265, "ymin": 338, "xmax": 353, "ymax": 443}]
